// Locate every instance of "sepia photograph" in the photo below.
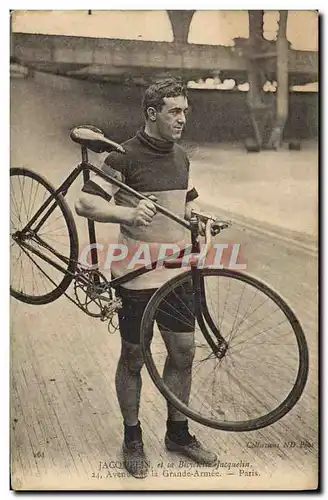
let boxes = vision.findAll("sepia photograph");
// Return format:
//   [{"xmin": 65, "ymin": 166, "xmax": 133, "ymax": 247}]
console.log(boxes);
[{"xmin": 9, "ymin": 9, "xmax": 318, "ymax": 491}]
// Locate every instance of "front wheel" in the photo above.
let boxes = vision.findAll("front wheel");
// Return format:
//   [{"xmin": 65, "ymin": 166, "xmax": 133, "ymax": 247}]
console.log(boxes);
[
  {"xmin": 10, "ymin": 167, "xmax": 79, "ymax": 304},
  {"xmin": 140, "ymin": 268, "xmax": 309, "ymax": 431}
]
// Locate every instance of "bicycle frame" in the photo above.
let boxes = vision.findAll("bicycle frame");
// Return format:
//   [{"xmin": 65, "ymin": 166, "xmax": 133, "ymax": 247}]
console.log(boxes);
[
  {"xmin": 19, "ymin": 146, "xmax": 194, "ymax": 285},
  {"xmin": 16, "ymin": 145, "xmax": 228, "ymax": 350}
]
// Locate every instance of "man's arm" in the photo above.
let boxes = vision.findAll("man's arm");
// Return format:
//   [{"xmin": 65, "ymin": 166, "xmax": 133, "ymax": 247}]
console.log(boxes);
[
  {"xmin": 185, "ymin": 200, "xmax": 219, "ymax": 236},
  {"xmin": 185, "ymin": 200, "xmax": 200, "ymax": 221},
  {"xmin": 185, "ymin": 172, "xmax": 217, "ymax": 234},
  {"xmin": 185, "ymin": 200, "xmax": 207, "ymax": 235},
  {"xmin": 75, "ymin": 192, "xmax": 135, "ymax": 225},
  {"xmin": 75, "ymin": 176, "xmax": 157, "ymax": 227}
]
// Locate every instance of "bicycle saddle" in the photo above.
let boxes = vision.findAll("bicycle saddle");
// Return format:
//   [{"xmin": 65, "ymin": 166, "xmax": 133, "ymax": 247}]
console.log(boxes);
[{"xmin": 70, "ymin": 125, "xmax": 125, "ymax": 154}]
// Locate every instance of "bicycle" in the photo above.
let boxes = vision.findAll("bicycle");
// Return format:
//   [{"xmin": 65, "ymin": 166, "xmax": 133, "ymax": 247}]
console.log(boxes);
[{"xmin": 10, "ymin": 125, "xmax": 309, "ymax": 432}]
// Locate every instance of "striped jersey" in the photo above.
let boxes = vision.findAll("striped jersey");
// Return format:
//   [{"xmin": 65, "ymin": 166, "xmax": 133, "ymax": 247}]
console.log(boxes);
[{"xmin": 82, "ymin": 128, "xmax": 198, "ymax": 289}]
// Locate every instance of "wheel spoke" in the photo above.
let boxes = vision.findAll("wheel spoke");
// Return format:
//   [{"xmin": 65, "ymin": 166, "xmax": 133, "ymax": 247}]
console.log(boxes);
[
  {"xmin": 219, "ymin": 276, "xmax": 231, "ymax": 333},
  {"xmin": 227, "ymin": 281, "xmax": 246, "ymax": 344}
]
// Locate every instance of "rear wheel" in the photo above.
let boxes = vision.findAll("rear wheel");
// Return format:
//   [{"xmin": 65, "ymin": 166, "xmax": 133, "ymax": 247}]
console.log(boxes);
[
  {"xmin": 140, "ymin": 268, "xmax": 309, "ymax": 431},
  {"xmin": 10, "ymin": 167, "xmax": 79, "ymax": 304}
]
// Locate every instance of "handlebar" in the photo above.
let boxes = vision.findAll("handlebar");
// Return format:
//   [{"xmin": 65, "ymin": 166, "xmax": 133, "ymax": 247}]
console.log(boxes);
[
  {"xmin": 163, "ymin": 215, "xmax": 231, "ymax": 269},
  {"xmin": 191, "ymin": 209, "xmax": 231, "ymax": 237},
  {"xmin": 191, "ymin": 210, "xmax": 231, "ymax": 263}
]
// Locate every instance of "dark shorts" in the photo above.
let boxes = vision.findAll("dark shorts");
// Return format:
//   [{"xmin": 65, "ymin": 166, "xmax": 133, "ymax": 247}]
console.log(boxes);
[{"xmin": 115, "ymin": 282, "xmax": 195, "ymax": 345}]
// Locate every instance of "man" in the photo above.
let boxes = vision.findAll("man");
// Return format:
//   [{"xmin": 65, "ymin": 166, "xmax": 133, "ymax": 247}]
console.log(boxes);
[{"xmin": 75, "ymin": 78, "xmax": 217, "ymax": 479}]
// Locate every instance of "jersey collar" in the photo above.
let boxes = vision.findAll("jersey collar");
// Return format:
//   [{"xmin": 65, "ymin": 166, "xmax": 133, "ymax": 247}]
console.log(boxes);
[{"xmin": 136, "ymin": 128, "xmax": 174, "ymax": 154}]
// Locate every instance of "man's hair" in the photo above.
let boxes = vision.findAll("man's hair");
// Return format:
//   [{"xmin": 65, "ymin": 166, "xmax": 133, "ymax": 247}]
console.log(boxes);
[{"xmin": 142, "ymin": 78, "xmax": 188, "ymax": 119}]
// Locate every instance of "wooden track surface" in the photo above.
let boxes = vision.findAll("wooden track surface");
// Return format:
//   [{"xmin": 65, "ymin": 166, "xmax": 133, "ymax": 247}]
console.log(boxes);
[{"xmin": 10, "ymin": 217, "xmax": 318, "ymax": 490}]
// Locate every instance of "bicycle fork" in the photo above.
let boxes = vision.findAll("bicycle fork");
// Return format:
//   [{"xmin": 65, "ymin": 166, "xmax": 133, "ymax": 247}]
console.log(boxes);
[
  {"xmin": 191, "ymin": 265, "xmax": 228, "ymax": 360},
  {"xmin": 190, "ymin": 216, "xmax": 228, "ymax": 360}
]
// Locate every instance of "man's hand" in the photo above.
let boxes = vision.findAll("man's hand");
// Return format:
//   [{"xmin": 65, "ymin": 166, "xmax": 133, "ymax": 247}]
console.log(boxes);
[
  {"xmin": 190, "ymin": 209, "xmax": 226, "ymax": 237},
  {"xmin": 132, "ymin": 195, "xmax": 157, "ymax": 227},
  {"xmin": 198, "ymin": 215, "xmax": 213, "ymax": 237},
  {"xmin": 189, "ymin": 209, "xmax": 214, "ymax": 236}
]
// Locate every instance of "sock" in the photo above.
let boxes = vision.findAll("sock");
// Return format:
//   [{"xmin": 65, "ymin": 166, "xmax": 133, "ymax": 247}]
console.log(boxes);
[
  {"xmin": 124, "ymin": 421, "xmax": 142, "ymax": 444},
  {"xmin": 166, "ymin": 419, "xmax": 193, "ymax": 445}
]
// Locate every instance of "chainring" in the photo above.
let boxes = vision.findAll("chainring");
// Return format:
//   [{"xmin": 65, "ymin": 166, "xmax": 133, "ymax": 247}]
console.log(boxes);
[{"xmin": 74, "ymin": 267, "xmax": 115, "ymax": 319}]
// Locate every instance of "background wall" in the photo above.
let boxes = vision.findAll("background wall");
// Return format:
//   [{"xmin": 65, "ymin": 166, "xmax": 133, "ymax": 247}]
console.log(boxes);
[{"xmin": 11, "ymin": 71, "xmax": 318, "ymax": 165}]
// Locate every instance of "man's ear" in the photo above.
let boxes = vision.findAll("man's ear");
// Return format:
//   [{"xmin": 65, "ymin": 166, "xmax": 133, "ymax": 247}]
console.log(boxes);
[{"xmin": 147, "ymin": 107, "xmax": 157, "ymax": 122}]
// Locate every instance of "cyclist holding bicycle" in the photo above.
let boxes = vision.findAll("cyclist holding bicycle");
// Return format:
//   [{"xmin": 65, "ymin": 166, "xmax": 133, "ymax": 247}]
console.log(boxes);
[{"xmin": 75, "ymin": 78, "xmax": 218, "ymax": 478}]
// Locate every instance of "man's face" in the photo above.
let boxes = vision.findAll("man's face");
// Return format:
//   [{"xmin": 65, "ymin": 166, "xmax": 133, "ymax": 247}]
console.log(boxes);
[{"xmin": 155, "ymin": 95, "xmax": 188, "ymax": 142}]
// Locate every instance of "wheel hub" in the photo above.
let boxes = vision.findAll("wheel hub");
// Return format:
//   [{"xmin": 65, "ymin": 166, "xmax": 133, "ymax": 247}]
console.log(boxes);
[
  {"xmin": 12, "ymin": 229, "xmax": 34, "ymax": 242},
  {"xmin": 214, "ymin": 339, "xmax": 228, "ymax": 359}
]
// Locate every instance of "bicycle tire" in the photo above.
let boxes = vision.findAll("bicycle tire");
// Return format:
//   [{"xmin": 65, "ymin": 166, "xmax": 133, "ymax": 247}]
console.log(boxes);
[
  {"xmin": 140, "ymin": 268, "xmax": 309, "ymax": 431},
  {"xmin": 10, "ymin": 167, "xmax": 79, "ymax": 304}
]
